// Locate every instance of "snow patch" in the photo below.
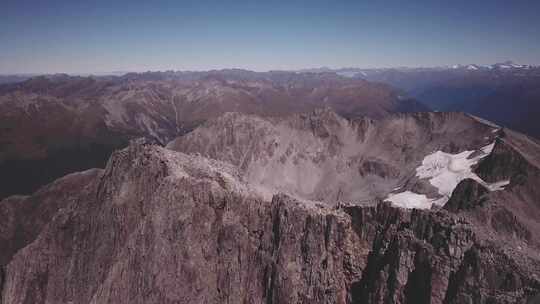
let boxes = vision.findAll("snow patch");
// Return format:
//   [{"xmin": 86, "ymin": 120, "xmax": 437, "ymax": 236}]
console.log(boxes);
[
  {"xmin": 336, "ymin": 71, "xmax": 358, "ymax": 78},
  {"xmin": 386, "ymin": 142, "xmax": 509, "ymax": 209},
  {"xmin": 486, "ymin": 180, "xmax": 510, "ymax": 191},
  {"xmin": 415, "ymin": 142, "xmax": 498, "ymax": 202},
  {"xmin": 481, "ymin": 142, "xmax": 496, "ymax": 154},
  {"xmin": 385, "ymin": 191, "xmax": 434, "ymax": 209},
  {"xmin": 416, "ymin": 149, "xmax": 483, "ymax": 198}
]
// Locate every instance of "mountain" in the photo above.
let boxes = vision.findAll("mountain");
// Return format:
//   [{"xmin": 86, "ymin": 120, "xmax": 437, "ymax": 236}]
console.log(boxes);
[
  {"xmin": 0, "ymin": 71, "xmax": 429, "ymax": 200},
  {"xmin": 168, "ymin": 110, "xmax": 499, "ymax": 205},
  {"xmin": 304, "ymin": 63, "xmax": 540, "ymax": 139},
  {"xmin": 418, "ymin": 81, "xmax": 540, "ymax": 140},
  {"xmin": 2, "ymin": 69, "xmax": 539, "ymax": 303},
  {"xmin": 2, "ymin": 108, "xmax": 540, "ymax": 303},
  {"xmin": 167, "ymin": 109, "xmax": 540, "ymax": 242},
  {"xmin": 0, "ymin": 75, "xmax": 33, "ymax": 85}
]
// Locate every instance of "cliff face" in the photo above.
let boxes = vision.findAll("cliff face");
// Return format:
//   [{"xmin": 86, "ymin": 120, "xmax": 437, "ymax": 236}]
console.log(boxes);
[
  {"xmin": 0, "ymin": 168, "xmax": 102, "ymax": 266},
  {"xmin": 1, "ymin": 141, "xmax": 539, "ymax": 303}
]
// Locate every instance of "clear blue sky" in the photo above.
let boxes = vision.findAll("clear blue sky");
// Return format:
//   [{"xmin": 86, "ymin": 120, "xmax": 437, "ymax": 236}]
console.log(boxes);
[{"xmin": 1, "ymin": 0, "xmax": 539, "ymax": 74}]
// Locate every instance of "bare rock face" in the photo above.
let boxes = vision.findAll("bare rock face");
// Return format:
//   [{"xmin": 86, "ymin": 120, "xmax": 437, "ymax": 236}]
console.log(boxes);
[
  {"xmin": 1, "ymin": 141, "xmax": 539, "ymax": 303},
  {"xmin": 167, "ymin": 110, "xmax": 499, "ymax": 205},
  {"xmin": 448, "ymin": 135, "xmax": 540, "ymax": 248},
  {"xmin": 475, "ymin": 138, "xmax": 535, "ymax": 184},
  {"xmin": 0, "ymin": 168, "xmax": 102, "ymax": 266},
  {"xmin": 444, "ymin": 179, "xmax": 489, "ymax": 212}
]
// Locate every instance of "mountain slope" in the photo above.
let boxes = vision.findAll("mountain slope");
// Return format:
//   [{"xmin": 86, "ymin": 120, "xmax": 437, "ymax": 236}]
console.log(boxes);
[
  {"xmin": 0, "ymin": 71, "xmax": 429, "ymax": 199},
  {"xmin": 347, "ymin": 65, "xmax": 540, "ymax": 139},
  {"xmin": 168, "ymin": 110, "xmax": 500, "ymax": 205},
  {"xmin": 168, "ymin": 109, "xmax": 540, "ymax": 248},
  {"xmin": 1, "ymin": 139, "xmax": 539, "ymax": 303}
]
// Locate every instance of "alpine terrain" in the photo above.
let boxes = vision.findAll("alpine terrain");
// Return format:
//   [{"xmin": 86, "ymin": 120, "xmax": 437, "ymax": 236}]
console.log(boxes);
[
  {"xmin": 0, "ymin": 71, "xmax": 427, "ymax": 200},
  {"xmin": 2, "ymin": 0, "xmax": 540, "ymax": 302},
  {"xmin": 1, "ymin": 96, "xmax": 540, "ymax": 303}
]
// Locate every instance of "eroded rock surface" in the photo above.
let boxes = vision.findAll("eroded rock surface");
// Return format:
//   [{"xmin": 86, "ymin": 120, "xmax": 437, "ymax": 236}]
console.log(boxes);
[
  {"xmin": 1, "ymin": 141, "xmax": 539, "ymax": 303},
  {"xmin": 168, "ymin": 109, "xmax": 499, "ymax": 205}
]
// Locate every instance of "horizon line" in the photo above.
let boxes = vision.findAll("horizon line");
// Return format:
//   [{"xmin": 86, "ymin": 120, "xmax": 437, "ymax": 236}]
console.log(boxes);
[{"xmin": 1, "ymin": 61, "xmax": 538, "ymax": 77}]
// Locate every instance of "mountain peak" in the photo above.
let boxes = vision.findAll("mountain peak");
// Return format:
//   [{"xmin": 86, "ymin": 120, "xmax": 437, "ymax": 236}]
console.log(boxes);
[{"xmin": 3, "ymin": 122, "xmax": 540, "ymax": 303}]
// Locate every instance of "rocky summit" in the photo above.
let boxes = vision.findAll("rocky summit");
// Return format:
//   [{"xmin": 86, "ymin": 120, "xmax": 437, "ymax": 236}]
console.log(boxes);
[{"xmin": 1, "ymin": 109, "xmax": 540, "ymax": 303}]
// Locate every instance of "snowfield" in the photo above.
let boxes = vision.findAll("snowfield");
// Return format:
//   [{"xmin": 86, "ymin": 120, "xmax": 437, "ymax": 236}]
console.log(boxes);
[
  {"xmin": 386, "ymin": 142, "xmax": 511, "ymax": 209},
  {"xmin": 386, "ymin": 191, "xmax": 435, "ymax": 209},
  {"xmin": 416, "ymin": 143, "xmax": 495, "ymax": 199}
]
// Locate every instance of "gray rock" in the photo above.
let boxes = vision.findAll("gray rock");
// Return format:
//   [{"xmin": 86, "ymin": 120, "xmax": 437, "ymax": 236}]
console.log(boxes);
[
  {"xmin": 1, "ymin": 141, "xmax": 539, "ymax": 303},
  {"xmin": 167, "ymin": 110, "xmax": 498, "ymax": 205}
]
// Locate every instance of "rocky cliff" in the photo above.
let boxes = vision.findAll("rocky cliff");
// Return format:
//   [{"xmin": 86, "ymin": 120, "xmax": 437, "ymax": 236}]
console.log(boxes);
[{"xmin": 1, "ymin": 140, "xmax": 539, "ymax": 303}]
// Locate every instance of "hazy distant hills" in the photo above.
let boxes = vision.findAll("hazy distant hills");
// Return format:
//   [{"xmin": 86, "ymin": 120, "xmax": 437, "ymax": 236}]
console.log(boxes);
[
  {"xmin": 0, "ymin": 70, "xmax": 428, "ymax": 199},
  {"xmin": 0, "ymin": 75, "xmax": 34, "ymax": 85},
  {"xmin": 306, "ymin": 62, "xmax": 540, "ymax": 139},
  {"xmin": 5, "ymin": 61, "xmax": 537, "ymax": 139}
]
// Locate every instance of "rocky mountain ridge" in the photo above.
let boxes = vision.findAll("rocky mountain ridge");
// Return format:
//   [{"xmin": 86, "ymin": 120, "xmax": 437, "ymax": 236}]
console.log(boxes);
[
  {"xmin": 167, "ymin": 109, "xmax": 540, "ymax": 248},
  {"xmin": 168, "ymin": 109, "xmax": 501, "ymax": 205},
  {"xmin": 0, "ymin": 71, "xmax": 429, "ymax": 200},
  {"xmin": 1, "ymin": 137, "xmax": 539, "ymax": 303}
]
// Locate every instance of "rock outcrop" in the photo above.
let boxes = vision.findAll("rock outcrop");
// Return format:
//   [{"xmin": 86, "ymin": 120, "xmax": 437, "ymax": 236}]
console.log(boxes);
[
  {"xmin": 167, "ymin": 110, "xmax": 499, "ymax": 205},
  {"xmin": 446, "ymin": 135, "xmax": 540, "ymax": 248},
  {"xmin": 0, "ymin": 168, "xmax": 102, "ymax": 266},
  {"xmin": 444, "ymin": 179, "xmax": 489, "ymax": 212},
  {"xmin": 1, "ymin": 141, "xmax": 539, "ymax": 303}
]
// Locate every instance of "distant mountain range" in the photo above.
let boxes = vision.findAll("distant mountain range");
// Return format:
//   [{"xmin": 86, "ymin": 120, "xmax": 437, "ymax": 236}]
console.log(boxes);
[
  {"xmin": 1, "ymin": 64, "xmax": 538, "ymax": 199},
  {"xmin": 299, "ymin": 62, "xmax": 540, "ymax": 139},
  {"xmin": 299, "ymin": 61, "xmax": 537, "ymax": 75},
  {"xmin": 0, "ymin": 75, "xmax": 37, "ymax": 85}
]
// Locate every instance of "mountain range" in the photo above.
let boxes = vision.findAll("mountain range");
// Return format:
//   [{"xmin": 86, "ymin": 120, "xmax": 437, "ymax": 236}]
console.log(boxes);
[
  {"xmin": 1, "ymin": 68, "xmax": 540, "ymax": 303},
  {"xmin": 0, "ymin": 71, "xmax": 427, "ymax": 200},
  {"xmin": 304, "ymin": 62, "xmax": 540, "ymax": 139},
  {"xmin": 2, "ymin": 107, "xmax": 540, "ymax": 303}
]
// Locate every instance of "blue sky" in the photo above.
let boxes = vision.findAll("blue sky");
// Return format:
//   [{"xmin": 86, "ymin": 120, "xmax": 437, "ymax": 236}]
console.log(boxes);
[{"xmin": 1, "ymin": 0, "xmax": 539, "ymax": 73}]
